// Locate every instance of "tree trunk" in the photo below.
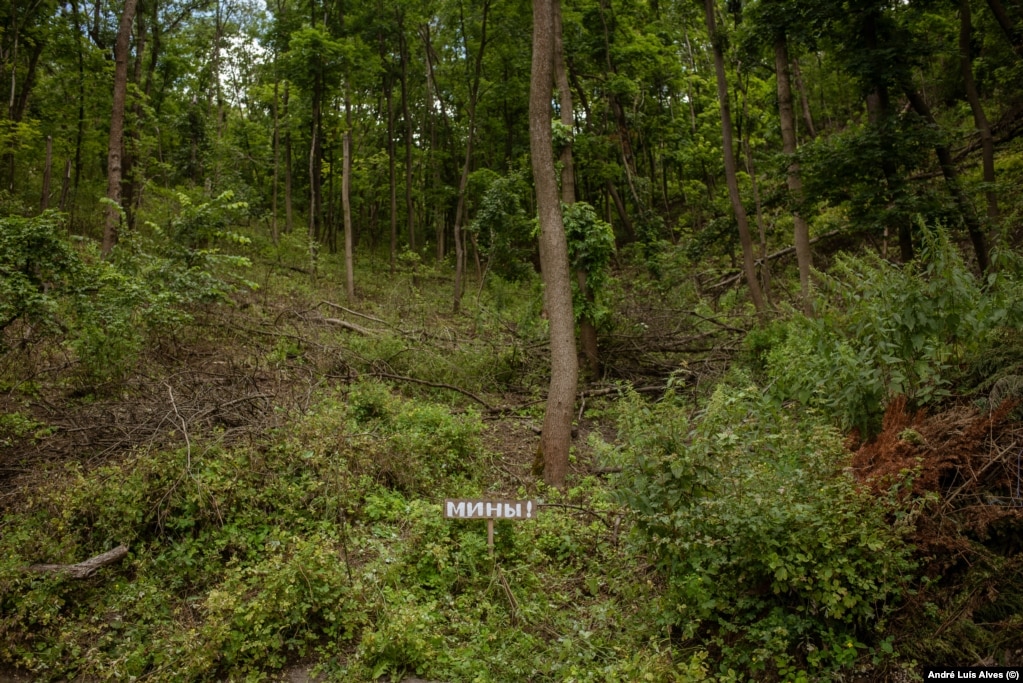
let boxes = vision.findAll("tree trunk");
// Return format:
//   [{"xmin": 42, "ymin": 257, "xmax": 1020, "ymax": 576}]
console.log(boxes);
[
  {"xmin": 284, "ymin": 81, "xmax": 294, "ymax": 234},
  {"xmin": 553, "ymin": 0, "xmax": 598, "ymax": 378},
  {"xmin": 71, "ymin": 0, "xmax": 87, "ymax": 214},
  {"xmin": 985, "ymin": 0, "xmax": 1023, "ymax": 57},
  {"xmin": 271, "ymin": 60, "xmax": 280, "ymax": 245},
  {"xmin": 703, "ymin": 0, "xmax": 764, "ymax": 312},
  {"xmin": 102, "ymin": 0, "xmax": 140, "ymax": 257},
  {"xmin": 309, "ymin": 94, "xmax": 320, "ymax": 264},
  {"xmin": 905, "ymin": 89, "xmax": 990, "ymax": 273},
  {"xmin": 790, "ymin": 57, "xmax": 816, "ymax": 140},
  {"xmin": 343, "ymin": 126, "xmax": 355, "ymax": 299},
  {"xmin": 399, "ymin": 26, "xmax": 415, "ymax": 251},
  {"xmin": 960, "ymin": 0, "xmax": 1000, "ymax": 228},
  {"xmin": 532, "ymin": 0, "xmax": 578, "ymax": 488},
  {"xmin": 40, "ymin": 136, "xmax": 52, "ymax": 211},
  {"xmin": 452, "ymin": 0, "xmax": 490, "ymax": 313},
  {"xmin": 605, "ymin": 180, "xmax": 636, "ymax": 242},
  {"xmin": 121, "ymin": 0, "xmax": 147, "ymax": 233},
  {"xmin": 775, "ymin": 33, "xmax": 813, "ymax": 315},
  {"xmin": 386, "ymin": 74, "xmax": 398, "ymax": 273}
]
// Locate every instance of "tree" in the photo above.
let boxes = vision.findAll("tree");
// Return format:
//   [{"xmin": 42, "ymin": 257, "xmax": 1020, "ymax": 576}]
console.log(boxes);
[
  {"xmin": 102, "ymin": 0, "xmax": 140, "ymax": 257},
  {"xmin": 531, "ymin": 0, "xmax": 577, "ymax": 488},
  {"xmin": 703, "ymin": 0, "xmax": 764, "ymax": 312},
  {"xmin": 774, "ymin": 29, "xmax": 813, "ymax": 315}
]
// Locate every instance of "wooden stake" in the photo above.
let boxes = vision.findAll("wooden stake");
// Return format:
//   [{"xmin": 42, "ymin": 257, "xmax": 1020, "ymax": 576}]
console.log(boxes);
[{"xmin": 487, "ymin": 518, "xmax": 494, "ymax": 556}]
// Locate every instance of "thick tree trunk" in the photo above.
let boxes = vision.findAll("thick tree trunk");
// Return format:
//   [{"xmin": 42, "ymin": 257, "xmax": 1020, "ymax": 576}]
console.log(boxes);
[
  {"xmin": 532, "ymin": 0, "xmax": 578, "ymax": 488},
  {"xmin": 703, "ymin": 0, "xmax": 764, "ymax": 312},
  {"xmin": 960, "ymin": 0, "xmax": 1000, "ymax": 228},
  {"xmin": 775, "ymin": 34, "xmax": 813, "ymax": 315},
  {"xmin": 102, "ymin": 0, "xmax": 140, "ymax": 257}
]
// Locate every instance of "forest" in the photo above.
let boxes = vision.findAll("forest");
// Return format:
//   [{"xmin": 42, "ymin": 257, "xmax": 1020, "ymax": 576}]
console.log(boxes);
[{"xmin": 2, "ymin": 0, "xmax": 1023, "ymax": 679}]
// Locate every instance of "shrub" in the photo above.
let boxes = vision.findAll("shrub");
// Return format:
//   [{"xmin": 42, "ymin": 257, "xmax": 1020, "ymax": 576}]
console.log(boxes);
[
  {"xmin": 762, "ymin": 228, "xmax": 1023, "ymax": 435},
  {"xmin": 615, "ymin": 383, "xmax": 916, "ymax": 679}
]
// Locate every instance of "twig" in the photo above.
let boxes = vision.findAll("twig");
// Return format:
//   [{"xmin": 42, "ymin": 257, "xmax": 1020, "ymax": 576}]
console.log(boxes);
[{"xmin": 166, "ymin": 383, "xmax": 191, "ymax": 471}]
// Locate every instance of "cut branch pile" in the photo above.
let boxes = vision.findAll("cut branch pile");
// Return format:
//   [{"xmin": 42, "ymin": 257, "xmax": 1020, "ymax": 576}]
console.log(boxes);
[{"xmin": 852, "ymin": 395, "xmax": 1023, "ymax": 563}]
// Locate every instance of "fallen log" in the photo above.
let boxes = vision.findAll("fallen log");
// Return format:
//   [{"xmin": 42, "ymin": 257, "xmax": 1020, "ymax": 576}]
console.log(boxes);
[{"xmin": 28, "ymin": 545, "xmax": 128, "ymax": 579}]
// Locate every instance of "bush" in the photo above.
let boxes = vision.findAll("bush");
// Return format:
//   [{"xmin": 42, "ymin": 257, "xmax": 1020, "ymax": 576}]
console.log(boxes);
[
  {"xmin": 614, "ymin": 382, "xmax": 916, "ymax": 679},
  {"xmin": 762, "ymin": 228, "xmax": 1023, "ymax": 435}
]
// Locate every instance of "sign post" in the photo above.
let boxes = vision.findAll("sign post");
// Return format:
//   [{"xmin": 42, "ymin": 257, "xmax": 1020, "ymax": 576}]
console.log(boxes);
[{"xmin": 444, "ymin": 499, "xmax": 538, "ymax": 555}]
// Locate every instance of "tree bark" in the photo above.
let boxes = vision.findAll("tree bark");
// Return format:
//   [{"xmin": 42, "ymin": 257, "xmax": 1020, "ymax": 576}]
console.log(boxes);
[
  {"xmin": 531, "ymin": 0, "xmax": 578, "ymax": 488},
  {"xmin": 775, "ymin": 34, "xmax": 813, "ymax": 315},
  {"xmin": 102, "ymin": 0, "xmax": 140, "ymax": 257},
  {"xmin": 703, "ymin": 0, "xmax": 764, "ymax": 312},
  {"xmin": 960, "ymin": 0, "xmax": 1000, "ymax": 229},
  {"xmin": 553, "ymin": 0, "xmax": 599, "ymax": 378}
]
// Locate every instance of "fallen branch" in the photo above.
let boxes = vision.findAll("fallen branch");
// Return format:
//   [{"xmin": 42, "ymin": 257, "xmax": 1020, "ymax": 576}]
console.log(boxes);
[
  {"xmin": 579, "ymin": 385, "xmax": 666, "ymax": 398},
  {"xmin": 709, "ymin": 230, "xmax": 842, "ymax": 290},
  {"xmin": 28, "ymin": 545, "xmax": 128, "ymax": 579},
  {"xmin": 320, "ymin": 317, "xmax": 378, "ymax": 336},
  {"xmin": 319, "ymin": 301, "xmax": 389, "ymax": 326},
  {"xmin": 371, "ymin": 371, "xmax": 495, "ymax": 410}
]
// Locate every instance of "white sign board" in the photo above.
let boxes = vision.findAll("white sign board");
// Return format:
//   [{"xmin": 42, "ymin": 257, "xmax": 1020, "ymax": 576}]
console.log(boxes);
[{"xmin": 444, "ymin": 499, "xmax": 537, "ymax": 520}]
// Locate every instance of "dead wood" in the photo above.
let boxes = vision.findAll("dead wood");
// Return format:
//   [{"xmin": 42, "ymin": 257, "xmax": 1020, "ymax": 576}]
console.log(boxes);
[
  {"xmin": 708, "ymin": 230, "xmax": 842, "ymax": 290},
  {"xmin": 319, "ymin": 317, "xmax": 378, "ymax": 336},
  {"xmin": 318, "ymin": 301, "xmax": 389, "ymax": 326},
  {"xmin": 370, "ymin": 371, "xmax": 495, "ymax": 410},
  {"xmin": 28, "ymin": 545, "xmax": 128, "ymax": 579}
]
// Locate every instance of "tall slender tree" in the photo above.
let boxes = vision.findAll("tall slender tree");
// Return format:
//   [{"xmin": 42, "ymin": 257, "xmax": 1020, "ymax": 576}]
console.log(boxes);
[
  {"xmin": 531, "ymin": 0, "xmax": 577, "ymax": 488},
  {"xmin": 703, "ymin": 0, "xmax": 764, "ymax": 312},
  {"xmin": 102, "ymin": 0, "xmax": 140, "ymax": 257}
]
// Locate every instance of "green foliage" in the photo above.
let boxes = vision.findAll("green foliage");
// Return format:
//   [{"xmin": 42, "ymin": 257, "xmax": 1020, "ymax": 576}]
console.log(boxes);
[
  {"xmin": 615, "ymin": 383, "xmax": 916, "ymax": 678},
  {"xmin": 762, "ymin": 229, "xmax": 1023, "ymax": 434},
  {"xmin": 340, "ymin": 380, "xmax": 485, "ymax": 494},
  {"xmin": 563, "ymin": 201, "xmax": 615, "ymax": 325},
  {"xmin": 1, "ymin": 200, "xmax": 252, "ymax": 383},
  {"xmin": 0, "ymin": 212, "xmax": 82, "ymax": 335},
  {"xmin": 469, "ymin": 170, "xmax": 535, "ymax": 282}
]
